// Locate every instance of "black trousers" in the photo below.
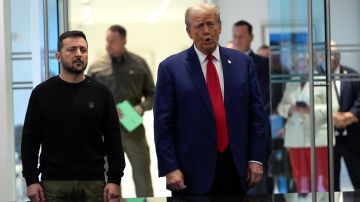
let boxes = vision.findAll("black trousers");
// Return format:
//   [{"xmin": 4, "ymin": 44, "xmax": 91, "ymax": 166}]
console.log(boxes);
[
  {"xmin": 172, "ymin": 147, "xmax": 245, "ymax": 198},
  {"xmin": 334, "ymin": 140, "xmax": 360, "ymax": 191}
]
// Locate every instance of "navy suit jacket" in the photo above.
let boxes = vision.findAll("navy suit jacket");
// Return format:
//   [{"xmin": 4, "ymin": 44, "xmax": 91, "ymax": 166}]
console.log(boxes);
[
  {"xmin": 249, "ymin": 51, "xmax": 270, "ymax": 114},
  {"xmin": 317, "ymin": 65, "xmax": 360, "ymax": 138},
  {"xmin": 249, "ymin": 51, "xmax": 271, "ymax": 159},
  {"xmin": 335, "ymin": 66, "xmax": 360, "ymax": 149},
  {"xmin": 154, "ymin": 45, "xmax": 267, "ymax": 194}
]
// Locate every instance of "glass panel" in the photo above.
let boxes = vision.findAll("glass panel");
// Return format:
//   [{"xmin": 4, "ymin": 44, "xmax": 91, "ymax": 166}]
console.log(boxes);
[
  {"xmin": 312, "ymin": 0, "xmax": 331, "ymax": 195},
  {"xmin": 268, "ymin": 0, "xmax": 328, "ymax": 194},
  {"xmin": 10, "ymin": 0, "xmax": 35, "ymax": 200},
  {"xmin": 12, "ymin": 59, "xmax": 33, "ymax": 82},
  {"xmin": 330, "ymin": 0, "xmax": 360, "ymax": 193},
  {"xmin": 47, "ymin": 0, "xmax": 59, "ymax": 77},
  {"xmin": 10, "ymin": 0, "xmax": 60, "ymax": 200}
]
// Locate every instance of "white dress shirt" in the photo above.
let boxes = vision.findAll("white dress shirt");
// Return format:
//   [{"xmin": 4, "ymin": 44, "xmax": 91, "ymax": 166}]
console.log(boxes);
[
  {"xmin": 193, "ymin": 44, "xmax": 262, "ymax": 166},
  {"xmin": 194, "ymin": 45, "xmax": 224, "ymax": 99}
]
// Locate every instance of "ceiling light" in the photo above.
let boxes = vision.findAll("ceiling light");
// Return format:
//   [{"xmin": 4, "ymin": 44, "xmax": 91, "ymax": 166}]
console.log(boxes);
[{"xmin": 148, "ymin": 0, "xmax": 172, "ymax": 24}]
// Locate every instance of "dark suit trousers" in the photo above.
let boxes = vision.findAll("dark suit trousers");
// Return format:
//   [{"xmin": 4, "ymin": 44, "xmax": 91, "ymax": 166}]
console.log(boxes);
[
  {"xmin": 172, "ymin": 147, "xmax": 245, "ymax": 197},
  {"xmin": 209, "ymin": 147, "xmax": 245, "ymax": 196},
  {"xmin": 334, "ymin": 136, "xmax": 360, "ymax": 191}
]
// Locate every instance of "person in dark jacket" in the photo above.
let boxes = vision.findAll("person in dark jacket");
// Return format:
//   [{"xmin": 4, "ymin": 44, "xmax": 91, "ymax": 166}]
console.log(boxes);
[
  {"xmin": 317, "ymin": 43, "xmax": 360, "ymax": 191},
  {"xmin": 21, "ymin": 30, "xmax": 125, "ymax": 202},
  {"xmin": 88, "ymin": 25, "xmax": 155, "ymax": 197}
]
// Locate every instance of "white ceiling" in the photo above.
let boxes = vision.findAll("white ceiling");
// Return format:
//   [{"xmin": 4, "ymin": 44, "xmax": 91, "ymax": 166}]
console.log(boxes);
[{"xmin": 69, "ymin": 0, "xmax": 204, "ymax": 26}]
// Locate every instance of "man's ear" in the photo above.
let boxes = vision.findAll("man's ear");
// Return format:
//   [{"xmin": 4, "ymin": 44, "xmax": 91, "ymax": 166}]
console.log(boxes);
[
  {"xmin": 186, "ymin": 28, "xmax": 193, "ymax": 39},
  {"xmin": 123, "ymin": 38, "xmax": 127, "ymax": 46},
  {"xmin": 55, "ymin": 52, "xmax": 61, "ymax": 62}
]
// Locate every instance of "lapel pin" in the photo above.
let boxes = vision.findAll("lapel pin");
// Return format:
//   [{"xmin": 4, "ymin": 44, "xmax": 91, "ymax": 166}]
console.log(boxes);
[{"xmin": 228, "ymin": 60, "xmax": 231, "ymax": 64}]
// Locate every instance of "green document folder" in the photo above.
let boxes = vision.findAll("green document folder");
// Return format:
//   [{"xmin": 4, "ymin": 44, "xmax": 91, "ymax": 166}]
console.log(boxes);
[
  {"xmin": 116, "ymin": 100, "xmax": 143, "ymax": 132},
  {"xmin": 125, "ymin": 198, "xmax": 145, "ymax": 202}
]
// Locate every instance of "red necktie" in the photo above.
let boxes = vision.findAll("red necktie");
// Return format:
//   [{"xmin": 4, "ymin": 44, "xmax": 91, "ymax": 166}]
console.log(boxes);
[{"xmin": 206, "ymin": 54, "xmax": 229, "ymax": 153}]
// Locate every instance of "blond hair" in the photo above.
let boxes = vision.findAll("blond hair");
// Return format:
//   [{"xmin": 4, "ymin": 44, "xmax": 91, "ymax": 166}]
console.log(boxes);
[{"xmin": 185, "ymin": 3, "xmax": 221, "ymax": 30}]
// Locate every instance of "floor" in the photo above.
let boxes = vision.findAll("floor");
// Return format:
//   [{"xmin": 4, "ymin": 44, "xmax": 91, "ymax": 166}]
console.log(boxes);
[
  {"xmin": 15, "ymin": 110, "xmax": 355, "ymax": 200},
  {"xmin": 122, "ymin": 111, "xmax": 355, "ymax": 198}
]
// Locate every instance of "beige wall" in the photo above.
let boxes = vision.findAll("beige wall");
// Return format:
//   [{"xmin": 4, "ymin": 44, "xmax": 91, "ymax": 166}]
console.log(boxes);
[{"xmin": 76, "ymin": 22, "xmax": 192, "ymax": 80}]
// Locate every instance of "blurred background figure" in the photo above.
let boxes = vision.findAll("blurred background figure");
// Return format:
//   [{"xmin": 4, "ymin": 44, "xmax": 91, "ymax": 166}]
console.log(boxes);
[
  {"xmin": 257, "ymin": 44, "xmax": 270, "ymax": 58},
  {"xmin": 225, "ymin": 40, "xmax": 234, "ymax": 49},
  {"xmin": 88, "ymin": 25, "xmax": 155, "ymax": 197},
  {"xmin": 317, "ymin": 41, "xmax": 360, "ymax": 191},
  {"xmin": 277, "ymin": 54, "xmax": 338, "ymax": 193}
]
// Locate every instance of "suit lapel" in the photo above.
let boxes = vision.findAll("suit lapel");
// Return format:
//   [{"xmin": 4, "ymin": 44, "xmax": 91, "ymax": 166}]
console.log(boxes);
[
  {"xmin": 185, "ymin": 46, "xmax": 214, "ymax": 117},
  {"xmin": 219, "ymin": 47, "xmax": 232, "ymax": 111},
  {"xmin": 339, "ymin": 66, "xmax": 347, "ymax": 110}
]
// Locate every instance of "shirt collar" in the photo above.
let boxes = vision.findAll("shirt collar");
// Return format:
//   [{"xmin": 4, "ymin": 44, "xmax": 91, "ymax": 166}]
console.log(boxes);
[
  {"xmin": 194, "ymin": 44, "xmax": 220, "ymax": 64},
  {"xmin": 243, "ymin": 49, "xmax": 252, "ymax": 56},
  {"xmin": 334, "ymin": 65, "xmax": 340, "ymax": 74},
  {"xmin": 111, "ymin": 49, "xmax": 128, "ymax": 63}
]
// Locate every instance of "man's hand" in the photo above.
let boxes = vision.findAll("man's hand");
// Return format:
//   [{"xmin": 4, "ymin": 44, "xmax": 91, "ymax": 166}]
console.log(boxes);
[
  {"xmin": 166, "ymin": 169, "xmax": 186, "ymax": 191},
  {"xmin": 118, "ymin": 105, "xmax": 143, "ymax": 119},
  {"xmin": 247, "ymin": 162, "xmax": 263, "ymax": 188},
  {"xmin": 117, "ymin": 109, "xmax": 123, "ymax": 119},
  {"xmin": 289, "ymin": 104, "xmax": 310, "ymax": 116},
  {"xmin": 133, "ymin": 105, "xmax": 144, "ymax": 115},
  {"xmin": 343, "ymin": 112, "xmax": 359, "ymax": 125},
  {"xmin": 333, "ymin": 112, "xmax": 358, "ymax": 128},
  {"xmin": 27, "ymin": 183, "xmax": 45, "ymax": 202},
  {"xmin": 103, "ymin": 183, "xmax": 121, "ymax": 202}
]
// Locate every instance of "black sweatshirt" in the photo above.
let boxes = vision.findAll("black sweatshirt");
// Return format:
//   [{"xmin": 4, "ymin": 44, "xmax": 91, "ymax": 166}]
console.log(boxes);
[{"xmin": 21, "ymin": 76, "xmax": 125, "ymax": 186}]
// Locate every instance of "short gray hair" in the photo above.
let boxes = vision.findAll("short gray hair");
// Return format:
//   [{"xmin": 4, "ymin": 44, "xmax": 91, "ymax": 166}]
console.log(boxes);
[{"xmin": 185, "ymin": 3, "xmax": 221, "ymax": 30}]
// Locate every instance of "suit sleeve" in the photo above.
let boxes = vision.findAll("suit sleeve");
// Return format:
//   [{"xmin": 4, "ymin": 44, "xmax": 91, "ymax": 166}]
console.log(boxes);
[
  {"xmin": 153, "ymin": 62, "xmax": 179, "ymax": 176},
  {"xmin": 248, "ymin": 60, "xmax": 267, "ymax": 166},
  {"xmin": 349, "ymin": 81, "xmax": 360, "ymax": 118},
  {"xmin": 261, "ymin": 58, "xmax": 270, "ymax": 115}
]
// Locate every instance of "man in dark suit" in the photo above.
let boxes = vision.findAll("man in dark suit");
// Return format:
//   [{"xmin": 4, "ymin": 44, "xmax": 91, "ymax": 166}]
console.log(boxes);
[
  {"xmin": 154, "ymin": 3, "xmax": 266, "ymax": 196},
  {"xmin": 232, "ymin": 20, "xmax": 272, "ymax": 194},
  {"xmin": 232, "ymin": 20, "xmax": 270, "ymax": 119},
  {"xmin": 319, "ymin": 46, "xmax": 360, "ymax": 191}
]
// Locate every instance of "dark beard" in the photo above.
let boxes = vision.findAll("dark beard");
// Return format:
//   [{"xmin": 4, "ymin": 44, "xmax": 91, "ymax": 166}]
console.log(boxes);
[{"xmin": 62, "ymin": 62, "xmax": 87, "ymax": 75}]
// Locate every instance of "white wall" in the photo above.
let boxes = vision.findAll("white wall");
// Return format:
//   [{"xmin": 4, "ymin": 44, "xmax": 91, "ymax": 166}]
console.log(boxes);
[
  {"xmin": 78, "ymin": 21, "xmax": 192, "ymax": 80},
  {"xmin": 218, "ymin": 0, "xmax": 268, "ymax": 51},
  {"xmin": 331, "ymin": 0, "xmax": 360, "ymax": 71},
  {"xmin": 0, "ymin": 0, "xmax": 16, "ymax": 201}
]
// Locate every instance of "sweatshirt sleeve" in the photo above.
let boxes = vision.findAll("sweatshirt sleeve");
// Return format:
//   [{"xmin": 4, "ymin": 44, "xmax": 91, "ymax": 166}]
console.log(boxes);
[
  {"xmin": 102, "ymin": 89, "xmax": 126, "ymax": 185},
  {"xmin": 21, "ymin": 89, "xmax": 42, "ymax": 186}
]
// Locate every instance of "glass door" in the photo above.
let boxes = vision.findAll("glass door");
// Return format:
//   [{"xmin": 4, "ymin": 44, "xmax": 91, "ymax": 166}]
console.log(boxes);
[
  {"xmin": 268, "ymin": 0, "xmax": 329, "ymax": 200},
  {"xmin": 9, "ymin": 0, "xmax": 63, "ymax": 200}
]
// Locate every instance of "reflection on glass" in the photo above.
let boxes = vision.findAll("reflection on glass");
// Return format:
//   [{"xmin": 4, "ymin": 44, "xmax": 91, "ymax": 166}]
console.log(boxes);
[
  {"xmin": 11, "ymin": 0, "xmax": 60, "ymax": 200},
  {"xmin": 276, "ymin": 53, "xmax": 335, "ymax": 193},
  {"xmin": 268, "ymin": 0, "xmax": 331, "ymax": 195},
  {"xmin": 329, "ymin": 43, "xmax": 360, "ymax": 192},
  {"xmin": 120, "ymin": 192, "xmax": 360, "ymax": 202}
]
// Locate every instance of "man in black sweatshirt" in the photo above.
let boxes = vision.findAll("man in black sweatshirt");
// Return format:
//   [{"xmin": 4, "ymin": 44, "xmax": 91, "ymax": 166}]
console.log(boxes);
[{"xmin": 21, "ymin": 30, "xmax": 125, "ymax": 202}]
